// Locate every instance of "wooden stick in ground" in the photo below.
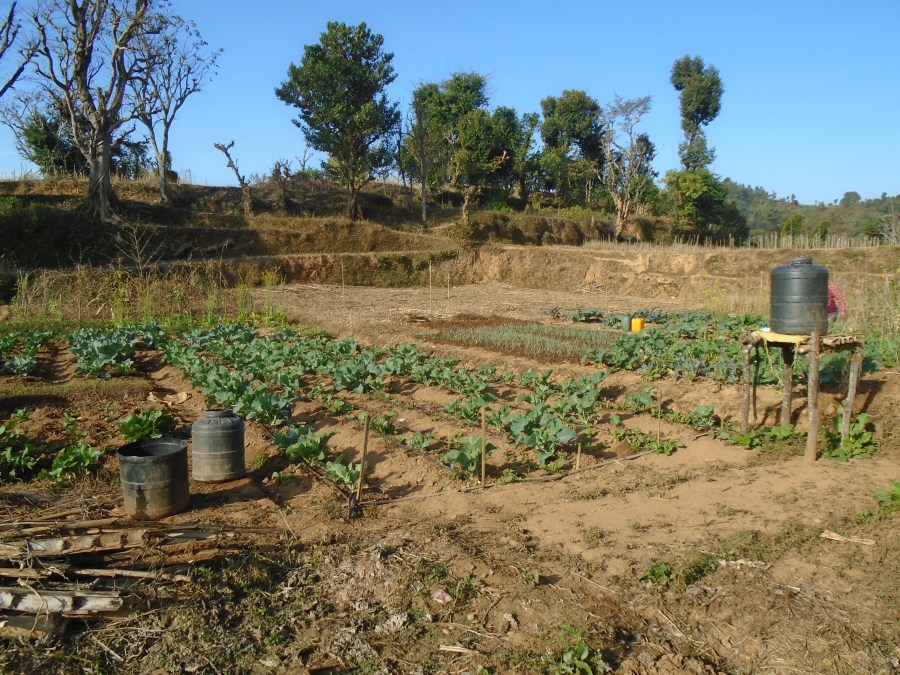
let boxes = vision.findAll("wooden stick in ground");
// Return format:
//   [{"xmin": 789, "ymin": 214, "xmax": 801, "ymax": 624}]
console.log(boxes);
[
  {"xmin": 481, "ymin": 407, "xmax": 487, "ymax": 485},
  {"xmin": 840, "ymin": 347, "xmax": 864, "ymax": 441},
  {"xmin": 752, "ymin": 345, "xmax": 760, "ymax": 421},
  {"xmin": 356, "ymin": 415, "xmax": 371, "ymax": 502},
  {"xmin": 805, "ymin": 331, "xmax": 821, "ymax": 462},
  {"xmin": 780, "ymin": 345, "xmax": 794, "ymax": 426},
  {"xmin": 429, "ymin": 260, "xmax": 433, "ymax": 315},
  {"xmin": 341, "ymin": 256, "xmax": 345, "ymax": 296},
  {"xmin": 741, "ymin": 341, "xmax": 752, "ymax": 433},
  {"xmin": 575, "ymin": 443, "xmax": 582, "ymax": 471}
]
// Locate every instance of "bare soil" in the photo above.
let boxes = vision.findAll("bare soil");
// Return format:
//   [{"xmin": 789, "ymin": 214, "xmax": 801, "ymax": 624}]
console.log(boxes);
[{"xmin": 1, "ymin": 282, "xmax": 898, "ymax": 675}]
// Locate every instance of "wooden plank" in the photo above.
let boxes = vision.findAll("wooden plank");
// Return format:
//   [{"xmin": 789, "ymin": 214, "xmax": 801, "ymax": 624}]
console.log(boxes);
[
  {"xmin": 2, "ymin": 530, "xmax": 148, "ymax": 560},
  {"xmin": 0, "ymin": 587, "xmax": 122, "ymax": 615},
  {"xmin": 0, "ymin": 613, "xmax": 67, "ymax": 639}
]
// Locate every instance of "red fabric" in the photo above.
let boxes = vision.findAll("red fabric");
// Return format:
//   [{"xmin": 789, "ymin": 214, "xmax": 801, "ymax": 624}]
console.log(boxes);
[{"xmin": 827, "ymin": 281, "xmax": 846, "ymax": 316}]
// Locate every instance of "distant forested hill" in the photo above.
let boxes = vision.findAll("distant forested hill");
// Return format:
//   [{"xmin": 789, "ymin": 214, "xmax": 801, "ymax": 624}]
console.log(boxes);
[{"xmin": 723, "ymin": 179, "xmax": 898, "ymax": 241}]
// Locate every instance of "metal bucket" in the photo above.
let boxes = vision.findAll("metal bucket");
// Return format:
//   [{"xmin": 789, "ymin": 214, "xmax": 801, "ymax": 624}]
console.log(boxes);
[
  {"xmin": 191, "ymin": 409, "xmax": 245, "ymax": 482},
  {"xmin": 117, "ymin": 437, "xmax": 189, "ymax": 520}
]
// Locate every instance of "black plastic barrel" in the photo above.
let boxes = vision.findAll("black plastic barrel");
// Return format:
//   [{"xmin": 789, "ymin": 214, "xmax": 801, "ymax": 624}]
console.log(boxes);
[
  {"xmin": 191, "ymin": 409, "xmax": 245, "ymax": 482},
  {"xmin": 770, "ymin": 257, "xmax": 829, "ymax": 335},
  {"xmin": 117, "ymin": 437, "xmax": 189, "ymax": 520}
]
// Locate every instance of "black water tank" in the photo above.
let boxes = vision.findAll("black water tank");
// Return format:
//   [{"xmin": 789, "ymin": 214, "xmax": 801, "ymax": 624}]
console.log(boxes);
[{"xmin": 770, "ymin": 257, "xmax": 829, "ymax": 335}]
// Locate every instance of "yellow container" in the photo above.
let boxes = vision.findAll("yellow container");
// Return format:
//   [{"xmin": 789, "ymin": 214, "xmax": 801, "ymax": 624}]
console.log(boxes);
[{"xmin": 630, "ymin": 316, "xmax": 645, "ymax": 332}]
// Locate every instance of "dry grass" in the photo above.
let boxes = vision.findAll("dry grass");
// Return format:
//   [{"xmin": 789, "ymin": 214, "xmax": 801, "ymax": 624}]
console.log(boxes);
[{"xmin": 8, "ymin": 261, "xmax": 260, "ymax": 327}]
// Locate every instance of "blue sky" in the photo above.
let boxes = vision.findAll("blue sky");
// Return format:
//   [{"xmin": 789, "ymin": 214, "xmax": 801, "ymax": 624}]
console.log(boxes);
[{"xmin": 2, "ymin": 0, "xmax": 898, "ymax": 205}]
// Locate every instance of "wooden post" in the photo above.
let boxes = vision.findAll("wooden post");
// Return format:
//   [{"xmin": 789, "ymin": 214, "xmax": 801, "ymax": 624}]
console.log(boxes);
[
  {"xmin": 753, "ymin": 345, "xmax": 761, "ymax": 422},
  {"xmin": 780, "ymin": 345, "xmax": 794, "ymax": 427},
  {"xmin": 356, "ymin": 415, "xmax": 370, "ymax": 502},
  {"xmin": 840, "ymin": 348, "xmax": 864, "ymax": 442},
  {"xmin": 805, "ymin": 331, "xmax": 820, "ymax": 462},
  {"xmin": 480, "ymin": 407, "xmax": 487, "ymax": 485},
  {"xmin": 341, "ymin": 255, "xmax": 345, "ymax": 296},
  {"xmin": 575, "ymin": 443, "xmax": 582, "ymax": 471},
  {"xmin": 428, "ymin": 260, "xmax": 433, "ymax": 315},
  {"xmin": 741, "ymin": 341, "xmax": 752, "ymax": 433}
]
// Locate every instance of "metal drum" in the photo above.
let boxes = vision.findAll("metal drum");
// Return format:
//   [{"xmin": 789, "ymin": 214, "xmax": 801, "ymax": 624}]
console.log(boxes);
[
  {"xmin": 191, "ymin": 409, "xmax": 246, "ymax": 482},
  {"xmin": 117, "ymin": 438, "xmax": 190, "ymax": 520}
]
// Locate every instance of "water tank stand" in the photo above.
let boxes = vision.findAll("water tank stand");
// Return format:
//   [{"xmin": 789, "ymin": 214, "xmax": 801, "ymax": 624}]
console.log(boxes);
[{"xmin": 740, "ymin": 330, "xmax": 865, "ymax": 461}]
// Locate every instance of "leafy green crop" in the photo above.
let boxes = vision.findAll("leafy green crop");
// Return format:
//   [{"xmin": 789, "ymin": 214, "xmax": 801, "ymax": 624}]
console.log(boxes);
[
  {"xmin": 118, "ymin": 409, "xmax": 177, "ymax": 442},
  {"xmin": 69, "ymin": 327, "xmax": 138, "ymax": 376},
  {"xmin": 402, "ymin": 431, "xmax": 435, "ymax": 452},
  {"xmin": 0, "ymin": 412, "xmax": 46, "ymax": 480},
  {"xmin": 274, "ymin": 425, "xmax": 336, "ymax": 463},
  {"xmin": 4, "ymin": 352, "xmax": 38, "ymax": 376},
  {"xmin": 822, "ymin": 409, "xmax": 878, "ymax": 461},
  {"xmin": 443, "ymin": 436, "xmax": 490, "ymax": 474},
  {"xmin": 325, "ymin": 456, "xmax": 361, "ymax": 489},
  {"xmin": 507, "ymin": 403, "xmax": 576, "ymax": 465},
  {"xmin": 874, "ymin": 482, "xmax": 900, "ymax": 515},
  {"xmin": 42, "ymin": 441, "xmax": 101, "ymax": 482}
]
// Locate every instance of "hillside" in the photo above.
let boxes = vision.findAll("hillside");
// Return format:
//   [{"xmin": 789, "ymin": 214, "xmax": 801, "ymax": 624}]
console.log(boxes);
[{"xmin": 724, "ymin": 179, "xmax": 899, "ymax": 239}]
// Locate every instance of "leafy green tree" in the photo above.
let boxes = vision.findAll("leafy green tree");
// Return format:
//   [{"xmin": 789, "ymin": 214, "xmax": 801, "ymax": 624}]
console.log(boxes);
[
  {"xmin": 662, "ymin": 168, "xmax": 747, "ymax": 242},
  {"xmin": 780, "ymin": 212, "xmax": 804, "ymax": 236},
  {"xmin": 455, "ymin": 108, "xmax": 510, "ymax": 232},
  {"xmin": 421, "ymin": 71, "xmax": 489, "ymax": 187},
  {"xmin": 670, "ymin": 55, "xmax": 723, "ymax": 171},
  {"xmin": 18, "ymin": 105, "xmax": 87, "ymax": 175},
  {"xmin": 490, "ymin": 106, "xmax": 539, "ymax": 202},
  {"xmin": 839, "ymin": 191, "xmax": 861, "ymax": 207},
  {"xmin": 810, "ymin": 220, "xmax": 830, "ymax": 239},
  {"xmin": 539, "ymin": 89, "xmax": 603, "ymax": 210},
  {"xmin": 403, "ymin": 82, "xmax": 448, "ymax": 223},
  {"xmin": 8, "ymin": 94, "xmax": 149, "ymax": 178},
  {"xmin": 275, "ymin": 22, "xmax": 400, "ymax": 221}
]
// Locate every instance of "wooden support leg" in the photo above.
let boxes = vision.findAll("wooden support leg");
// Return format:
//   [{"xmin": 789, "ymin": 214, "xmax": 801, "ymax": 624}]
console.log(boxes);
[
  {"xmin": 840, "ymin": 348, "xmax": 864, "ymax": 441},
  {"xmin": 780, "ymin": 345, "xmax": 794, "ymax": 427},
  {"xmin": 752, "ymin": 346, "xmax": 760, "ymax": 422},
  {"xmin": 805, "ymin": 331, "xmax": 821, "ymax": 462},
  {"xmin": 741, "ymin": 342, "xmax": 752, "ymax": 433}
]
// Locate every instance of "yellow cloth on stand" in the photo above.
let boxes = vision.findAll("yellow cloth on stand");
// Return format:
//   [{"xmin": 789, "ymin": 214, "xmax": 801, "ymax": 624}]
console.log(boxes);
[{"xmin": 751, "ymin": 330, "xmax": 810, "ymax": 344}]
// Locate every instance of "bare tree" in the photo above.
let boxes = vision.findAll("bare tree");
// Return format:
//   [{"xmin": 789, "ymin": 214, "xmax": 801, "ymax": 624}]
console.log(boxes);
[
  {"xmin": 214, "ymin": 141, "xmax": 251, "ymax": 218},
  {"xmin": 598, "ymin": 95, "xmax": 654, "ymax": 238},
  {"xmin": 270, "ymin": 159, "xmax": 291, "ymax": 213},
  {"xmin": 0, "ymin": 2, "xmax": 35, "ymax": 99},
  {"xmin": 131, "ymin": 15, "xmax": 220, "ymax": 203},
  {"xmin": 30, "ymin": 0, "xmax": 157, "ymax": 222}
]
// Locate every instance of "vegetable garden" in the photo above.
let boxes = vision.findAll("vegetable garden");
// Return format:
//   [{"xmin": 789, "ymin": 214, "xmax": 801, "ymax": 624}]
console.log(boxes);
[{"xmin": 1, "ymin": 283, "xmax": 897, "ymax": 674}]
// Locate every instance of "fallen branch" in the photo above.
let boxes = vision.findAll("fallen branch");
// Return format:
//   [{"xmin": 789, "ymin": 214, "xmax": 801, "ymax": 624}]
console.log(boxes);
[
  {"xmin": 820, "ymin": 530, "xmax": 875, "ymax": 546},
  {"xmin": 73, "ymin": 568, "xmax": 192, "ymax": 583}
]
